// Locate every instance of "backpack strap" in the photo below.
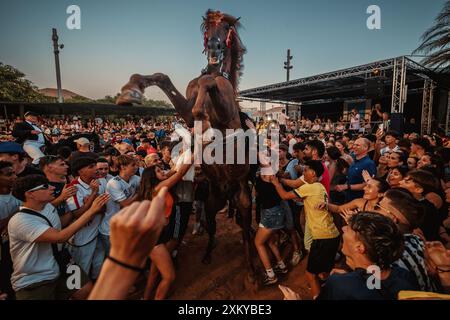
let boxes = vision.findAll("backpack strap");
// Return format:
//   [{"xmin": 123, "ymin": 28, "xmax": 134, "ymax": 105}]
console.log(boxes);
[{"xmin": 20, "ymin": 208, "xmax": 61, "ymax": 271}]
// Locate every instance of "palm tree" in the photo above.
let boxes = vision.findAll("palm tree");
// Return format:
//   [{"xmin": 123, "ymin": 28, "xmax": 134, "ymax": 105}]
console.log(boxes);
[{"xmin": 414, "ymin": 1, "xmax": 450, "ymax": 73}]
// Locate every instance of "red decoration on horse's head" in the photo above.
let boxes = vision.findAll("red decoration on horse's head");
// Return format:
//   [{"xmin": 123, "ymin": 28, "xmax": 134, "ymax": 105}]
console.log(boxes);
[
  {"xmin": 203, "ymin": 31, "xmax": 208, "ymax": 54},
  {"xmin": 226, "ymin": 27, "xmax": 235, "ymax": 48}
]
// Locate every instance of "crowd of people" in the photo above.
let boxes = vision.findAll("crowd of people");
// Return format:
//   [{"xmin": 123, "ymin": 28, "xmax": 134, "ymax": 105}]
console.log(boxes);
[{"xmin": 0, "ymin": 107, "xmax": 449, "ymax": 301}]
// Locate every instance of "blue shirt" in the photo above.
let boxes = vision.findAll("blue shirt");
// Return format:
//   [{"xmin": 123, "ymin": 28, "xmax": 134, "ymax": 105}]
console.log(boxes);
[
  {"xmin": 285, "ymin": 159, "xmax": 299, "ymax": 179},
  {"xmin": 346, "ymin": 155, "xmax": 376, "ymax": 201},
  {"xmin": 155, "ymin": 129, "xmax": 166, "ymax": 139},
  {"xmin": 318, "ymin": 266, "xmax": 418, "ymax": 300}
]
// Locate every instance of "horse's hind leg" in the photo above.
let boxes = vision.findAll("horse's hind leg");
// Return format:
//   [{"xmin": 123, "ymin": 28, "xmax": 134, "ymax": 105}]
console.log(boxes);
[
  {"xmin": 234, "ymin": 181, "xmax": 256, "ymax": 284},
  {"xmin": 202, "ymin": 194, "xmax": 226, "ymax": 264}
]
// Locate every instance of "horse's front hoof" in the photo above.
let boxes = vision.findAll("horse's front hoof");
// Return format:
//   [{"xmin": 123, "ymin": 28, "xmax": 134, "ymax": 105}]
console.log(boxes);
[{"xmin": 116, "ymin": 88, "xmax": 143, "ymax": 105}]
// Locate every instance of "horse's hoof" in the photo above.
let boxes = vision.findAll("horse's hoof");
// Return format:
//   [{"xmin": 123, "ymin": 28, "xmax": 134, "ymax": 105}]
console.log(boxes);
[
  {"xmin": 116, "ymin": 88, "xmax": 143, "ymax": 105},
  {"xmin": 202, "ymin": 255, "xmax": 212, "ymax": 265}
]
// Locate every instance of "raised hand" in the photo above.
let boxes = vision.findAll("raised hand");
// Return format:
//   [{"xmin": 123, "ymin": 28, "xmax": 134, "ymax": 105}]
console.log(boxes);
[
  {"xmin": 362, "ymin": 170, "xmax": 373, "ymax": 183},
  {"xmin": 59, "ymin": 185, "xmax": 78, "ymax": 201},
  {"xmin": 90, "ymin": 179, "xmax": 100, "ymax": 194},
  {"xmin": 376, "ymin": 128, "xmax": 384, "ymax": 141},
  {"xmin": 90, "ymin": 194, "xmax": 110, "ymax": 214},
  {"xmin": 109, "ymin": 187, "xmax": 167, "ymax": 269},
  {"xmin": 315, "ymin": 202, "xmax": 327, "ymax": 210},
  {"xmin": 340, "ymin": 208, "xmax": 358, "ymax": 224},
  {"xmin": 278, "ymin": 285, "xmax": 301, "ymax": 300}
]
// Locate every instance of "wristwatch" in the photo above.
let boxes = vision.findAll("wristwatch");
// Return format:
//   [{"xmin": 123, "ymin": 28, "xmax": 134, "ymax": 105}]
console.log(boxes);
[{"xmin": 347, "ymin": 183, "xmax": 352, "ymax": 191}]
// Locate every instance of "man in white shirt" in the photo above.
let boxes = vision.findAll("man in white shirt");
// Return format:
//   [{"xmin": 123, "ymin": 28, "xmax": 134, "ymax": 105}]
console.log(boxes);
[
  {"xmin": 380, "ymin": 130, "xmax": 400, "ymax": 156},
  {"xmin": 96, "ymin": 158, "xmax": 113, "ymax": 182},
  {"xmin": 349, "ymin": 109, "xmax": 360, "ymax": 133},
  {"xmin": 66, "ymin": 157, "xmax": 107, "ymax": 280},
  {"xmin": 9, "ymin": 174, "xmax": 108, "ymax": 299},
  {"xmin": 99, "ymin": 155, "xmax": 140, "ymax": 255},
  {"xmin": 17, "ymin": 112, "xmax": 47, "ymax": 165}
]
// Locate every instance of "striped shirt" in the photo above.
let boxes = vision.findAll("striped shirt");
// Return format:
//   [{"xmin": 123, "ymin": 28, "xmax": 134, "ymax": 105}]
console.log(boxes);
[{"xmin": 393, "ymin": 234, "xmax": 437, "ymax": 292}]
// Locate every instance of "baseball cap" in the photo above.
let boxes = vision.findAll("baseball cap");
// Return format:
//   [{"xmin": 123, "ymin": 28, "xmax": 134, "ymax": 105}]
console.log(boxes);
[
  {"xmin": 72, "ymin": 157, "xmax": 97, "ymax": 175},
  {"xmin": 74, "ymin": 137, "xmax": 90, "ymax": 145},
  {"xmin": 0, "ymin": 142, "xmax": 26, "ymax": 154},
  {"xmin": 24, "ymin": 111, "xmax": 39, "ymax": 117}
]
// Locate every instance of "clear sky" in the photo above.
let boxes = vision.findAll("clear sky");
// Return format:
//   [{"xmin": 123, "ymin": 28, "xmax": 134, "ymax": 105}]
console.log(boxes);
[{"xmin": 0, "ymin": 0, "xmax": 446, "ymax": 102}]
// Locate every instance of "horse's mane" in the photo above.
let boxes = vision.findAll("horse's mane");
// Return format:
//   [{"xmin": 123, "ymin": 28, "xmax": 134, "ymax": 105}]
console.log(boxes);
[{"xmin": 201, "ymin": 9, "xmax": 246, "ymax": 93}]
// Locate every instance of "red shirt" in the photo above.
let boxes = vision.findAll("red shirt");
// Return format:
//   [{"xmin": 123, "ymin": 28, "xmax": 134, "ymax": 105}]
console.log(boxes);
[
  {"xmin": 137, "ymin": 145, "xmax": 157, "ymax": 155},
  {"xmin": 321, "ymin": 162, "xmax": 330, "ymax": 197}
]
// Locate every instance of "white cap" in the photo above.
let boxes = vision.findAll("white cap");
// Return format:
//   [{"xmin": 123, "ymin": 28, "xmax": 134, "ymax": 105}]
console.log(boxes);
[{"xmin": 74, "ymin": 137, "xmax": 90, "ymax": 145}]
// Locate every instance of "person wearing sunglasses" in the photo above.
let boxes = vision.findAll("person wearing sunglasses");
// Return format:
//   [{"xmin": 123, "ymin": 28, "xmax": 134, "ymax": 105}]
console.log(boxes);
[{"xmin": 8, "ymin": 174, "xmax": 109, "ymax": 299}]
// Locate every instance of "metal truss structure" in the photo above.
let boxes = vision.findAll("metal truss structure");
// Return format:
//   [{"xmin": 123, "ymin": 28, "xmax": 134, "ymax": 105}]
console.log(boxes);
[
  {"xmin": 239, "ymin": 56, "xmax": 438, "ymax": 131},
  {"xmin": 421, "ymin": 79, "xmax": 436, "ymax": 135}
]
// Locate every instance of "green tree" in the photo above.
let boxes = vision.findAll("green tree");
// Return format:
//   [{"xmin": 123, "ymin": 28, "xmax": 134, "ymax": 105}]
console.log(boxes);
[
  {"xmin": 95, "ymin": 93, "xmax": 120, "ymax": 104},
  {"xmin": 414, "ymin": 1, "xmax": 450, "ymax": 73},
  {"xmin": 0, "ymin": 62, "xmax": 50, "ymax": 102}
]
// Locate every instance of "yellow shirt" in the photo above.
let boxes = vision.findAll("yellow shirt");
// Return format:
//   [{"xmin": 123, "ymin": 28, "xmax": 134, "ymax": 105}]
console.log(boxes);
[{"xmin": 294, "ymin": 182, "xmax": 339, "ymax": 240}]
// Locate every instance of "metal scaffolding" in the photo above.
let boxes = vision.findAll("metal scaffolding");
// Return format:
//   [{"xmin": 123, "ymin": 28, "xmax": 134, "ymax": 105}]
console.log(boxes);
[
  {"xmin": 390, "ymin": 57, "xmax": 407, "ymax": 113},
  {"xmin": 240, "ymin": 56, "xmax": 438, "ymax": 132},
  {"xmin": 421, "ymin": 79, "xmax": 436, "ymax": 135}
]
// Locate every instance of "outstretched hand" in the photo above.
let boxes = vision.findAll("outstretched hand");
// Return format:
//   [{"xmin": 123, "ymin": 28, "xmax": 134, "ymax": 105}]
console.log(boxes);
[
  {"xmin": 109, "ymin": 187, "xmax": 168, "ymax": 269},
  {"xmin": 315, "ymin": 202, "xmax": 327, "ymax": 210},
  {"xmin": 340, "ymin": 208, "xmax": 358, "ymax": 224},
  {"xmin": 278, "ymin": 285, "xmax": 301, "ymax": 300},
  {"xmin": 362, "ymin": 170, "xmax": 374, "ymax": 183}
]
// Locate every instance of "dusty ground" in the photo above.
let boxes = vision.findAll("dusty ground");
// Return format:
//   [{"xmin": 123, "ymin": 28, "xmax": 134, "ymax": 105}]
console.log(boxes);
[{"xmin": 141, "ymin": 210, "xmax": 314, "ymax": 300}]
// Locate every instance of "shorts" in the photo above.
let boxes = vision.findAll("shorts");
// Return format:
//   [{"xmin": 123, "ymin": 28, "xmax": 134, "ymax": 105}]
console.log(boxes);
[
  {"xmin": 15, "ymin": 269, "xmax": 90, "ymax": 300},
  {"xmin": 306, "ymin": 236, "xmax": 340, "ymax": 275},
  {"xmin": 68, "ymin": 237, "xmax": 104, "ymax": 280},
  {"xmin": 259, "ymin": 205, "xmax": 286, "ymax": 230}
]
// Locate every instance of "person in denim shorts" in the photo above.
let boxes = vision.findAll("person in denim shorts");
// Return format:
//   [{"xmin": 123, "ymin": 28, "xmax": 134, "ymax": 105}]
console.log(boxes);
[{"xmin": 254, "ymin": 173, "xmax": 289, "ymax": 286}]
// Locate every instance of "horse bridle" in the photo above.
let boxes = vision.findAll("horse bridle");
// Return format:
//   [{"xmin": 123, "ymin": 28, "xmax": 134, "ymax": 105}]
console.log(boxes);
[{"xmin": 202, "ymin": 27, "xmax": 236, "ymax": 79}]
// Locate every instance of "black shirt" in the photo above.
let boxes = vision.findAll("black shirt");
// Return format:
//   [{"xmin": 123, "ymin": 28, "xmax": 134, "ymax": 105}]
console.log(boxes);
[
  {"xmin": 161, "ymin": 159, "xmax": 171, "ymax": 171},
  {"xmin": 149, "ymin": 139, "xmax": 158, "ymax": 150},
  {"xmin": 49, "ymin": 181, "xmax": 67, "ymax": 216},
  {"xmin": 17, "ymin": 165, "xmax": 44, "ymax": 178},
  {"xmin": 194, "ymin": 181, "xmax": 209, "ymax": 202},
  {"xmin": 418, "ymin": 199, "xmax": 441, "ymax": 241},
  {"xmin": 371, "ymin": 109, "xmax": 383, "ymax": 123},
  {"xmin": 255, "ymin": 176, "xmax": 282, "ymax": 209}
]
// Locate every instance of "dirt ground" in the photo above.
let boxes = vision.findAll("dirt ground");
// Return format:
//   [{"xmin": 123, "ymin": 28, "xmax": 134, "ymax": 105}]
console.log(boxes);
[{"xmin": 142, "ymin": 210, "xmax": 314, "ymax": 300}]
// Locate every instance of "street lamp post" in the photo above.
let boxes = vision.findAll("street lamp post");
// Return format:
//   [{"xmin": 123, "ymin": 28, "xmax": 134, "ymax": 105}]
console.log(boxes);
[
  {"xmin": 283, "ymin": 49, "xmax": 293, "ymax": 117},
  {"xmin": 52, "ymin": 28, "xmax": 64, "ymax": 103}
]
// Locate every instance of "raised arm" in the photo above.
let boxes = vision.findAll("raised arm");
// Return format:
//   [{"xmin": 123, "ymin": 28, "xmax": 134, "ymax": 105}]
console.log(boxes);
[
  {"xmin": 36, "ymin": 194, "xmax": 110, "ymax": 243},
  {"xmin": 155, "ymin": 163, "xmax": 193, "ymax": 193}
]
